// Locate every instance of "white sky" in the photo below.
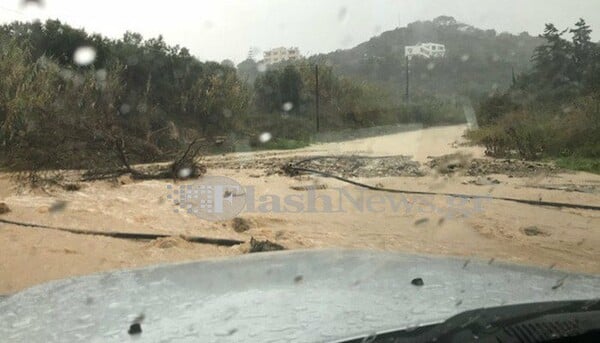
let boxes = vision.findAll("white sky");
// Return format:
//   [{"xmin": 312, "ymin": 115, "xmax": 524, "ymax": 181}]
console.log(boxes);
[{"xmin": 1, "ymin": 0, "xmax": 599, "ymax": 63}]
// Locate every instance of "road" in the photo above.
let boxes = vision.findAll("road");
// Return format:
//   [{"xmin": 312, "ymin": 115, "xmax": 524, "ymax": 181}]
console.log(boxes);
[{"xmin": 1, "ymin": 124, "xmax": 599, "ymax": 294}]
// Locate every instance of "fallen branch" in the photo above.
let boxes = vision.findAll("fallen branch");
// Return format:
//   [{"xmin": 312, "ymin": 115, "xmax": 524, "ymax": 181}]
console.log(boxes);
[
  {"xmin": 0, "ymin": 218, "xmax": 244, "ymax": 247},
  {"xmin": 284, "ymin": 164, "xmax": 600, "ymax": 211}
]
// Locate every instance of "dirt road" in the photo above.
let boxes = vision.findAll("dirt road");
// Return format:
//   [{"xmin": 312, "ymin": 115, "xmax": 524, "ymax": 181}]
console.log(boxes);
[{"xmin": 1, "ymin": 124, "xmax": 599, "ymax": 294}]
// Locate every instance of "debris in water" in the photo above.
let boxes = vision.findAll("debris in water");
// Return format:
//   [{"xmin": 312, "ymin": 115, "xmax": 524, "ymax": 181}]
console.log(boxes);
[
  {"xmin": 290, "ymin": 184, "xmax": 327, "ymax": 191},
  {"xmin": 62, "ymin": 183, "xmax": 81, "ymax": 191},
  {"xmin": 49, "ymin": 200, "xmax": 68, "ymax": 213},
  {"xmin": 232, "ymin": 217, "xmax": 251, "ymax": 233},
  {"xmin": 248, "ymin": 237, "xmax": 284, "ymax": 253},
  {"xmin": 522, "ymin": 226, "xmax": 549, "ymax": 237},
  {"xmin": 414, "ymin": 218, "xmax": 429, "ymax": 226},
  {"xmin": 0, "ymin": 203, "xmax": 10, "ymax": 215}
]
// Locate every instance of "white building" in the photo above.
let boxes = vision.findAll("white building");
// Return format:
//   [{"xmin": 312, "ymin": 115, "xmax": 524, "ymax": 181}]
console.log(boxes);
[
  {"xmin": 263, "ymin": 47, "xmax": 301, "ymax": 65},
  {"xmin": 404, "ymin": 43, "xmax": 446, "ymax": 60}
]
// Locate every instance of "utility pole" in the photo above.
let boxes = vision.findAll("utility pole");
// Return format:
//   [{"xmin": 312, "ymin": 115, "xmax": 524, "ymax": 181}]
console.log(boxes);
[
  {"xmin": 405, "ymin": 56, "xmax": 410, "ymax": 104},
  {"xmin": 315, "ymin": 64, "xmax": 320, "ymax": 133},
  {"xmin": 511, "ymin": 66, "xmax": 516, "ymax": 86}
]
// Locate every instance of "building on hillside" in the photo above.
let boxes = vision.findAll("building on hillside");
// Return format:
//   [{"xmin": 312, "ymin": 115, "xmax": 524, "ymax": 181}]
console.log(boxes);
[
  {"xmin": 404, "ymin": 43, "xmax": 446, "ymax": 60},
  {"xmin": 263, "ymin": 47, "xmax": 301, "ymax": 65}
]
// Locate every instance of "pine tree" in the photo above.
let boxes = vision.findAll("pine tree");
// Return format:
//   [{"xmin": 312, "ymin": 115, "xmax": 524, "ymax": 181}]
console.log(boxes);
[
  {"xmin": 570, "ymin": 18, "xmax": 593, "ymax": 84},
  {"xmin": 530, "ymin": 24, "xmax": 574, "ymax": 99}
]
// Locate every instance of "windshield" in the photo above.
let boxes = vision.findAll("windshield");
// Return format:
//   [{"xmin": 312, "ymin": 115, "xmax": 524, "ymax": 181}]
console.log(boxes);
[{"xmin": 0, "ymin": 0, "xmax": 599, "ymax": 341}]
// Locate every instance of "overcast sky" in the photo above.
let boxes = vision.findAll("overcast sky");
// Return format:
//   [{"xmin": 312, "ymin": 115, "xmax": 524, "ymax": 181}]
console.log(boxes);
[{"xmin": 1, "ymin": 0, "xmax": 599, "ymax": 63}]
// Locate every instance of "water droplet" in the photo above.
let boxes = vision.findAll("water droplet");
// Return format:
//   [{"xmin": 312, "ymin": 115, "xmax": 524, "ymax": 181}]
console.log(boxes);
[
  {"xmin": 259, "ymin": 132, "xmax": 272, "ymax": 143},
  {"xmin": 20, "ymin": 0, "xmax": 44, "ymax": 7},
  {"xmin": 341, "ymin": 35, "xmax": 353, "ymax": 47},
  {"xmin": 119, "ymin": 104, "xmax": 131, "ymax": 115},
  {"xmin": 257, "ymin": 63, "xmax": 267, "ymax": 72},
  {"xmin": 282, "ymin": 102, "xmax": 293, "ymax": 112},
  {"xmin": 21, "ymin": 0, "xmax": 44, "ymax": 20},
  {"xmin": 95, "ymin": 69, "xmax": 107, "ymax": 81},
  {"xmin": 337, "ymin": 7, "xmax": 348, "ymax": 22},
  {"xmin": 73, "ymin": 46, "xmax": 97, "ymax": 66},
  {"xmin": 460, "ymin": 54, "xmax": 470, "ymax": 62},
  {"xmin": 178, "ymin": 168, "xmax": 192, "ymax": 179},
  {"xmin": 126, "ymin": 55, "xmax": 139, "ymax": 66},
  {"xmin": 427, "ymin": 62, "xmax": 436, "ymax": 70},
  {"xmin": 223, "ymin": 108, "xmax": 232, "ymax": 118}
]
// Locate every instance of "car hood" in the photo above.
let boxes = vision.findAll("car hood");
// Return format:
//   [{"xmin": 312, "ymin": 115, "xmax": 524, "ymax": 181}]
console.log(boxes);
[{"xmin": 1, "ymin": 249, "xmax": 599, "ymax": 342}]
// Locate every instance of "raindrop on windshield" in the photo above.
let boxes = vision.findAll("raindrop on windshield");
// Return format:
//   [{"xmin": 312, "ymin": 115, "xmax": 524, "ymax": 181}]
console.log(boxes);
[
  {"xmin": 95, "ymin": 69, "xmax": 107, "ymax": 81},
  {"xmin": 223, "ymin": 108, "xmax": 232, "ymax": 118},
  {"xmin": 119, "ymin": 104, "xmax": 131, "ymax": 115},
  {"xmin": 20, "ymin": 0, "xmax": 44, "ymax": 20},
  {"xmin": 460, "ymin": 54, "xmax": 470, "ymax": 62},
  {"xmin": 73, "ymin": 46, "xmax": 97, "ymax": 66},
  {"xmin": 337, "ymin": 7, "xmax": 348, "ymax": 22},
  {"xmin": 259, "ymin": 132, "xmax": 272, "ymax": 143},
  {"xmin": 256, "ymin": 63, "xmax": 267, "ymax": 73},
  {"xmin": 427, "ymin": 62, "xmax": 436, "ymax": 70},
  {"xmin": 20, "ymin": 0, "xmax": 44, "ymax": 7},
  {"xmin": 177, "ymin": 168, "xmax": 192, "ymax": 179},
  {"xmin": 282, "ymin": 102, "xmax": 294, "ymax": 112}
]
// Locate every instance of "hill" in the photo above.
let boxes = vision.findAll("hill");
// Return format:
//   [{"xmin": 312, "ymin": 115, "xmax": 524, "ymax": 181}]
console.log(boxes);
[{"xmin": 311, "ymin": 16, "xmax": 543, "ymax": 98}]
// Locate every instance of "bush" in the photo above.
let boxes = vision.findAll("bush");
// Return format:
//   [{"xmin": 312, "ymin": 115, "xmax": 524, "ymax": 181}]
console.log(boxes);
[
  {"xmin": 467, "ymin": 96, "xmax": 600, "ymax": 161},
  {"xmin": 465, "ymin": 126, "xmax": 514, "ymax": 157},
  {"xmin": 475, "ymin": 92, "xmax": 520, "ymax": 126}
]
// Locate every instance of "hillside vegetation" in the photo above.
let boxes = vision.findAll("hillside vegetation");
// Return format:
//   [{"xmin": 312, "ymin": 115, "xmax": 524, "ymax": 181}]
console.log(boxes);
[
  {"xmin": 310, "ymin": 16, "xmax": 541, "ymax": 98},
  {"xmin": 466, "ymin": 19, "xmax": 600, "ymax": 173}
]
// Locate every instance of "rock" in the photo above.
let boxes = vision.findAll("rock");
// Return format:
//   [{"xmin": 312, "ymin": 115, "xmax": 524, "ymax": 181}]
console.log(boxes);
[
  {"xmin": 248, "ymin": 237, "xmax": 285, "ymax": 253},
  {"xmin": 117, "ymin": 175, "xmax": 133, "ymax": 185},
  {"xmin": 37, "ymin": 206, "xmax": 50, "ymax": 213},
  {"xmin": 0, "ymin": 202, "xmax": 10, "ymax": 214},
  {"xmin": 522, "ymin": 226, "xmax": 549, "ymax": 237},
  {"xmin": 62, "ymin": 183, "xmax": 81, "ymax": 191},
  {"xmin": 232, "ymin": 217, "xmax": 251, "ymax": 233}
]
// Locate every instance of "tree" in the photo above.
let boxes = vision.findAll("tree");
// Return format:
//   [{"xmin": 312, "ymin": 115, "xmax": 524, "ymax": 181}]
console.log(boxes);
[
  {"xmin": 571, "ymin": 19, "xmax": 593, "ymax": 66},
  {"xmin": 236, "ymin": 58, "xmax": 259, "ymax": 84},
  {"xmin": 279, "ymin": 65, "xmax": 302, "ymax": 113},
  {"xmin": 530, "ymin": 23, "xmax": 575, "ymax": 100}
]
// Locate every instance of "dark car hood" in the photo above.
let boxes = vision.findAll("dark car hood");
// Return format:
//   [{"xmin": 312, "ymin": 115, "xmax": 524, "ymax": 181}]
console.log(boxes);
[{"xmin": 1, "ymin": 249, "xmax": 599, "ymax": 342}]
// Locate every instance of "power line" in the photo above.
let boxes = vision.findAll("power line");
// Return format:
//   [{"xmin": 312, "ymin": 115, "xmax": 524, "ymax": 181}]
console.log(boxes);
[{"xmin": 0, "ymin": 5, "xmax": 25, "ymax": 16}]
